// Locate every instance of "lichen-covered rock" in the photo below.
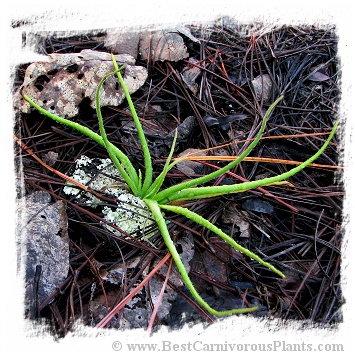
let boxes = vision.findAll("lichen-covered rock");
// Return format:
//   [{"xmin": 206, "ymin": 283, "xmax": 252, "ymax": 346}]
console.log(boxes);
[
  {"xmin": 14, "ymin": 49, "xmax": 148, "ymax": 118},
  {"xmin": 63, "ymin": 155, "xmax": 156, "ymax": 240},
  {"xmin": 63, "ymin": 155, "xmax": 129, "ymax": 206}
]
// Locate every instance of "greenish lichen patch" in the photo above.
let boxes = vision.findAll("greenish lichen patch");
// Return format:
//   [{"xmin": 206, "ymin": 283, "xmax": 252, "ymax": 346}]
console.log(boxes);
[
  {"xmin": 63, "ymin": 155, "xmax": 129, "ymax": 207},
  {"xmin": 64, "ymin": 155, "xmax": 156, "ymax": 240},
  {"xmin": 102, "ymin": 193, "xmax": 155, "ymax": 239}
]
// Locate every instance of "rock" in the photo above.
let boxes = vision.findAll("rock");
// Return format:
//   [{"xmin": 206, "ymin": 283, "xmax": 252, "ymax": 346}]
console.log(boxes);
[
  {"xmin": 251, "ymin": 74, "xmax": 273, "ymax": 102},
  {"xmin": 16, "ymin": 191, "xmax": 69, "ymax": 316},
  {"xmin": 242, "ymin": 198, "xmax": 274, "ymax": 214},
  {"xmin": 63, "ymin": 155, "xmax": 156, "ymax": 241},
  {"xmin": 104, "ymin": 25, "xmax": 199, "ymax": 61}
]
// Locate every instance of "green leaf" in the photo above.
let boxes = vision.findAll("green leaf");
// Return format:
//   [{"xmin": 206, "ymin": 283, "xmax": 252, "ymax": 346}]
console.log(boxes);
[
  {"xmin": 154, "ymin": 96, "xmax": 284, "ymax": 203},
  {"xmin": 111, "ymin": 55, "xmax": 153, "ymax": 196},
  {"xmin": 95, "ymin": 70, "xmax": 141, "ymax": 195},
  {"xmin": 160, "ymin": 203, "xmax": 285, "ymax": 278},
  {"xmin": 145, "ymin": 130, "xmax": 182, "ymax": 198},
  {"xmin": 23, "ymin": 93, "xmax": 140, "ymax": 195},
  {"xmin": 161, "ymin": 120, "xmax": 339, "ymax": 203},
  {"xmin": 144, "ymin": 199, "xmax": 259, "ymax": 316}
]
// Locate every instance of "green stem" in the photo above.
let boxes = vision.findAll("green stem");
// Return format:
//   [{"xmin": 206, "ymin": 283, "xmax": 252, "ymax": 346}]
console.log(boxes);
[
  {"xmin": 161, "ymin": 121, "xmax": 339, "ymax": 203},
  {"xmin": 153, "ymin": 96, "xmax": 284, "ymax": 203},
  {"xmin": 160, "ymin": 204, "xmax": 285, "ymax": 278},
  {"xmin": 111, "ymin": 55, "xmax": 153, "ymax": 196},
  {"xmin": 144, "ymin": 199, "xmax": 259, "ymax": 316}
]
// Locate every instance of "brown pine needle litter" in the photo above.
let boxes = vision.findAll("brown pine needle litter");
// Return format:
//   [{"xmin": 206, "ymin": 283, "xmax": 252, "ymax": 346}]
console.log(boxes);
[{"xmin": 13, "ymin": 24, "xmax": 343, "ymax": 334}]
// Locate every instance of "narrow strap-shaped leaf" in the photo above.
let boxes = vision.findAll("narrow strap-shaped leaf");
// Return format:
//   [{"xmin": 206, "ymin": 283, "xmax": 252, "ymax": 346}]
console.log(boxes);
[
  {"xmin": 161, "ymin": 120, "xmax": 339, "ymax": 203},
  {"xmin": 96, "ymin": 70, "xmax": 141, "ymax": 195},
  {"xmin": 23, "ymin": 93, "xmax": 140, "ymax": 195},
  {"xmin": 145, "ymin": 130, "xmax": 181, "ymax": 198},
  {"xmin": 144, "ymin": 199, "xmax": 259, "ymax": 316},
  {"xmin": 111, "ymin": 55, "xmax": 153, "ymax": 196},
  {"xmin": 160, "ymin": 203, "xmax": 285, "ymax": 278},
  {"xmin": 154, "ymin": 96, "xmax": 284, "ymax": 203}
]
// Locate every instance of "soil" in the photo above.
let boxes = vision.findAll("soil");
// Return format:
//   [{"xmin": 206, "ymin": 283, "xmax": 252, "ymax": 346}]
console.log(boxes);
[{"xmin": 13, "ymin": 23, "xmax": 343, "ymax": 336}]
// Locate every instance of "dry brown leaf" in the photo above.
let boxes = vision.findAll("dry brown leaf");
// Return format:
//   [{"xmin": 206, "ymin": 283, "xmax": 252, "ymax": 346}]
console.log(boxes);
[{"xmin": 14, "ymin": 50, "xmax": 148, "ymax": 118}]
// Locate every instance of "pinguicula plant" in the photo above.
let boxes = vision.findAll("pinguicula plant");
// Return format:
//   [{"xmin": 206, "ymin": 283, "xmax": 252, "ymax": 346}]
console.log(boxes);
[{"xmin": 22, "ymin": 54, "xmax": 339, "ymax": 317}]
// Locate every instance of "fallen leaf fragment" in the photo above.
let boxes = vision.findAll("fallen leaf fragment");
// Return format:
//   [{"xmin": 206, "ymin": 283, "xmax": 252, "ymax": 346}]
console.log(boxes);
[{"xmin": 14, "ymin": 50, "xmax": 148, "ymax": 118}]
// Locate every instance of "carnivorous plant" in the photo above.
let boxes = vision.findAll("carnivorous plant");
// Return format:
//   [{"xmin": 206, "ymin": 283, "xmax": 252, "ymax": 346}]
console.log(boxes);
[{"xmin": 21, "ymin": 54, "xmax": 338, "ymax": 317}]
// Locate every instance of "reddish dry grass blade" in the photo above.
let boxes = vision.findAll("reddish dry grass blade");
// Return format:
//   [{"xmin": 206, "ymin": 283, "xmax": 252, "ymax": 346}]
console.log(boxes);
[
  {"xmin": 181, "ymin": 155, "xmax": 341, "ymax": 171},
  {"xmin": 14, "ymin": 134, "xmax": 119, "ymax": 205},
  {"xmin": 146, "ymin": 257, "xmax": 173, "ymax": 334},
  {"xmin": 14, "ymin": 134, "xmax": 89, "ymax": 192},
  {"xmin": 96, "ymin": 252, "xmax": 171, "ymax": 328}
]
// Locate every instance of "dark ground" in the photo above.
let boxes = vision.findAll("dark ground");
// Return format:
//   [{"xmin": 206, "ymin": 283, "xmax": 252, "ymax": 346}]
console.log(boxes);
[{"xmin": 13, "ymin": 23, "xmax": 343, "ymax": 336}]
